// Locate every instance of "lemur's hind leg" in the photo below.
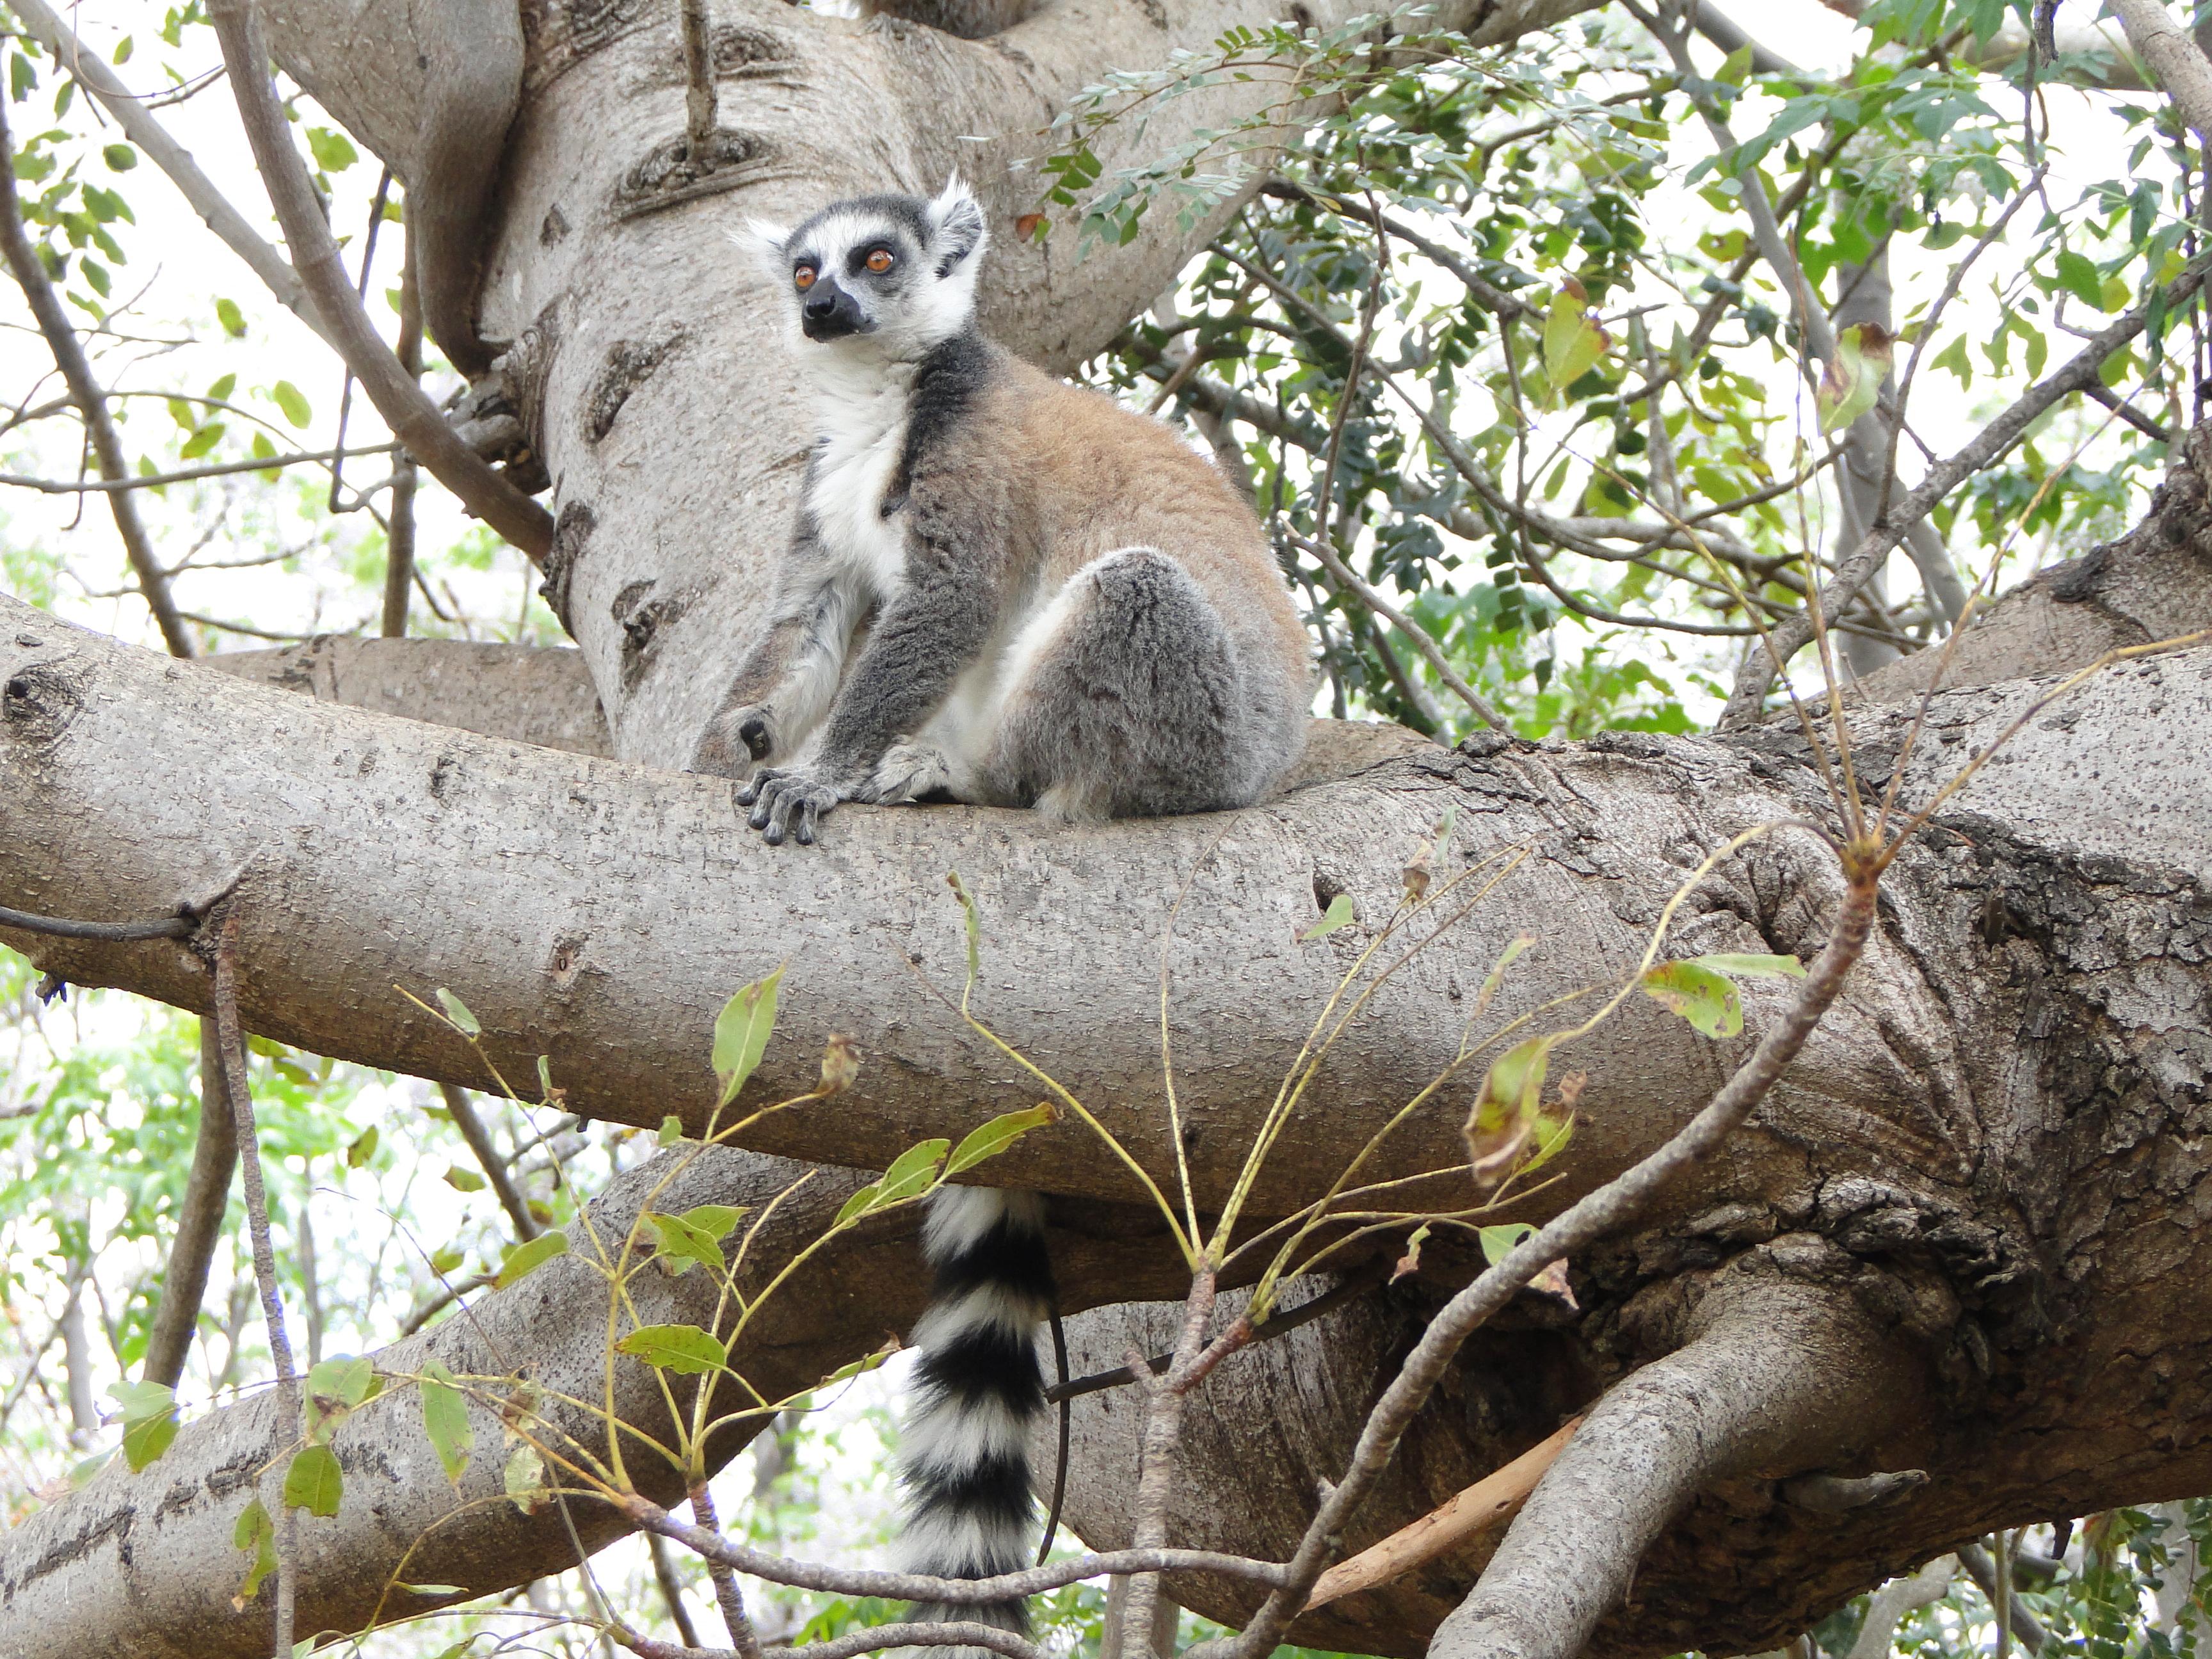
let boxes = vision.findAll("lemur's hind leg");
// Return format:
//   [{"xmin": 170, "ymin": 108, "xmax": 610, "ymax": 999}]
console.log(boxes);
[{"xmin": 984, "ymin": 547, "xmax": 1252, "ymax": 821}]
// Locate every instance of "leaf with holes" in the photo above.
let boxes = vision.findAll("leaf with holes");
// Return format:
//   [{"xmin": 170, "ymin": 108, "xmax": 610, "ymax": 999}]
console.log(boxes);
[{"xmin": 1478, "ymin": 1222, "xmax": 1536, "ymax": 1266}]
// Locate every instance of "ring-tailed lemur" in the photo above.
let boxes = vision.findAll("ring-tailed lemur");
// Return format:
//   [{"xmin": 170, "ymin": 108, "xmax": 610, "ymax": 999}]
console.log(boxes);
[{"xmin": 689, "ymin": 181, "xmax": 1310, "ymax": 1646}]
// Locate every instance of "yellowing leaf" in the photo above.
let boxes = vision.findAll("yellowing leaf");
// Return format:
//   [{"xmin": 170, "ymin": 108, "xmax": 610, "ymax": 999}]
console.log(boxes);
[
  {"xmin": 1464, "ymin": 1034, "xmax": 1559, "ymax": 1185},
  {"xmin": 495, "ymin": 1231, "xmax": 568, "ymax": 1288},
  {"xmin": 346, "ymin": 1125, "xmax": 378, "ymax": 1169},
  {"xmin": 713, "ymin": 968, "xmax": 783, "ymax": 1109},
  {"xmin": 1692, "ymin": 952, "xmax": 1805, "ymax": 980},
  {"xmin": 614, "ymin": 1323, "xmax": 728, "ymax": 1375},
  {"xmin": 1301, "ymin": 892, "xmax": 1356, "ymax": 941},
  {"xmin": 819, "ymin": 1032, "xmax": 860, "ymax": 1096},
  {"xmin": 1543, "ymin": 285, "xmax": 1605, "ymax": 394},
  {"xmin": 1640, "ymin": 959, "xmax": 1743, "ymax": 1038},
  {"xmin": 1816, "ymin": 321, "xmax": 1893, "ymax": 434},
  {"xmin": 946, "ymin": 1104, "xmax": 1056, "ymax": 1176},
  {"xmin": 503, "ymin": 1441, "xmax": 545, "ymax": 1513}
]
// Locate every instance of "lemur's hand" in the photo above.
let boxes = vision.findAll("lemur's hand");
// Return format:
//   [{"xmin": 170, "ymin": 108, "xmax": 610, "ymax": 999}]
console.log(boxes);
[
  {"xmin": 693, "ymin": 703, "xmax": 781, "ymax": 778},
  {"xmin": 738, "ymin": 762, "xmax": 854, "ymax": 846}
]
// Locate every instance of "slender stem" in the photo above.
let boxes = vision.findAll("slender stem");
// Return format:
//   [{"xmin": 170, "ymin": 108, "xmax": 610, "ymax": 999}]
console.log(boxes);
[
  {"xmin": 1116, "ymin": 1270, "xmax": 1218, "ymax": 1659},
  {"xmin": 210, "ymin": 908, "xmax": 302, "ymax": 1656},
  {"xmin": 682, "ymin": 0, "xmax": 719, "ymax": 156},
  {"xmin": 0, "ymin": 93, "xmax": 193, "ymax": 657},
  {"xmin": 383, "ymin": 231, "xmax": 423, "ymax": 638},
  {"xmin": 646, "ymin": 1530, "xmax": 705, "ymax": 1648}
]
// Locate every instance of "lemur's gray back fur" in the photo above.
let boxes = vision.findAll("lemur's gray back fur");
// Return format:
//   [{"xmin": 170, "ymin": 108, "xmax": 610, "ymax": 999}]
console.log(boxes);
[{"xmin": 688, "ymin": 182, "xmax": 1311, "ymax": 1649}]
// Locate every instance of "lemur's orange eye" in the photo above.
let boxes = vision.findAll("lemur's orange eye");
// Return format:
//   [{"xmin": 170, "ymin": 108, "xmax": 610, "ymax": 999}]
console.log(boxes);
[
  {"xmin": 793, "ymin": 264, "xmax": 817, "ymax": 291},
  {"xmin": 865, "ymin": 248, "xmax": 895, "ymax": 273}
]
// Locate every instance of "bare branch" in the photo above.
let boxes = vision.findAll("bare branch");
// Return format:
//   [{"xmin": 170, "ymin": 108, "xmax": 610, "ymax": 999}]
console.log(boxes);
[
  {"xmin": 1844, "ymin": 1557, "xmax": 1955, "ymax": 1659},
  {"xmin": 1, "ymin": 0, "xmax": 333, "ymax": 349},
  {"xmin": 0, "ymin": 95, "xmax": 194, "ymax": 657},
  {"xmin": 205, "ymin": 0, "xmax": 556, "ymax": 561},
  {"xmin": 141, "ymin": 1020, "xmax": 240, "ymax": 1390},
  {"xmin": 0, "ymin": 442, "xmax": 396, "ymax": 496}
]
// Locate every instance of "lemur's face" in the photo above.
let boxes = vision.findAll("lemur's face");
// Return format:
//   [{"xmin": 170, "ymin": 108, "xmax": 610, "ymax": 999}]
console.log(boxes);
[{"xmin": 748, "ymin": 181, "xmax": 990, "ymax": 357}]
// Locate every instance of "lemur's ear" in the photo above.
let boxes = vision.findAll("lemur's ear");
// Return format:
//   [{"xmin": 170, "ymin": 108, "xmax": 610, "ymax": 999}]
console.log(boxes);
[
  {"xmin": 926, "ymin": 177, "xmax": 988, "ymax": 277},
  {"xmin": 728, "ymin": 218, "xmax": 793, "ymax": 276}
]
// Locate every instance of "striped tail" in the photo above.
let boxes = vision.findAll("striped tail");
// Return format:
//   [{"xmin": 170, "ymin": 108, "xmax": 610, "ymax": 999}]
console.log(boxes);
[{"xmin": 897, "ymin": 1187, "xmax": 1055, "ymax": 1652}]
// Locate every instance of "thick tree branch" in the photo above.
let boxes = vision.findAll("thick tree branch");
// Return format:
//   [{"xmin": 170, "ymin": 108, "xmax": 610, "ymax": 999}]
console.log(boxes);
[
  {"xmin": 1425, "ymin": 1275, "xmax": 1916, "ymax": 1659},
  {"xmin": 2106, "ymin": 0, "xmax": 2212, "ymax": 141},
  {"xmin": 205, "ymin": 0, "xmax": 554, "ymax": 560}
]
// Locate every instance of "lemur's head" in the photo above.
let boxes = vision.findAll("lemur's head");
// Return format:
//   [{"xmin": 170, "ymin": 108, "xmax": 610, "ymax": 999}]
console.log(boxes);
[{"xmin": 743, "ymin": 179, "xmax": 989, "ymax": 357}]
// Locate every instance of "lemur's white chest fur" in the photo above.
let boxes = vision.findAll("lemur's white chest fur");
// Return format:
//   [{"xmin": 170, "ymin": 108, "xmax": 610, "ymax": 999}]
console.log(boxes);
[{"xmin": 801, "ymin": 350, "xmax": 915, "ymax": 601}]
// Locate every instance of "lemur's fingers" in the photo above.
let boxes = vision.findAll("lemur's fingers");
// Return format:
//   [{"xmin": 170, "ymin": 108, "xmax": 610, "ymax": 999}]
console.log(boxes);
[{"xmin": 739, "ymin": 714, "xmax": 774, "ymax": 760}]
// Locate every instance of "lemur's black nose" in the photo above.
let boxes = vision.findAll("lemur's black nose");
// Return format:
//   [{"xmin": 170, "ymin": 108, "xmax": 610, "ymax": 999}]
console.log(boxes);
[{"xmin": 801, "ymin": 280, "xmax": 867, "ymax": 341}]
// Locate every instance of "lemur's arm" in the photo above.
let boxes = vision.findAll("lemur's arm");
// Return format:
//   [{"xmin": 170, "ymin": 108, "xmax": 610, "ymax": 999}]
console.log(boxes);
[
  {"xmin": 691, "ymin": 515, "xmax": 860, "ymax": 776},
  {"xmin": 739, "ymin": 497, "xmax": 1007, "ymax": 845}
]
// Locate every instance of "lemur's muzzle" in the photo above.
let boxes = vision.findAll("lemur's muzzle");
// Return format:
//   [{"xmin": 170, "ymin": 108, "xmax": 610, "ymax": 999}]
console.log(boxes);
[{"xmin": 802, "ymin": 280, "xmax": 870, "ymax": 341}]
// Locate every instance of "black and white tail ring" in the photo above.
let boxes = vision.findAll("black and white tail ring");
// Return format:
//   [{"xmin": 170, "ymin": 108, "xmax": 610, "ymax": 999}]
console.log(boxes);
[{"xmin": 896, "ymin": 1187, "xmax": 1055, "ymax": 1652}]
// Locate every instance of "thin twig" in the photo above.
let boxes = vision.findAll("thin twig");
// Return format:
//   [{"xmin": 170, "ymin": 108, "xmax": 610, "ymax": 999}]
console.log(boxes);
[
  {"xmin": 682, "ymin": 0, "xmax": 719, "ymax": 157},
  {"xmin": 1, "ymin": 0, "xmax": 332, "ymax": 345},
  {"xmin": 383, "ymin": 231, "xmax": 423, "ymax": 637},
  {"xmin": 686, "ymin": 1480, "xmax": 765, "ymax": 1659},
  {"xmin": 0, "ymin": 442, "xmax": 397, "ymax": 495},
  {"xmin": 0, "ymin": 902, "xmax": 195, "ymax": 942},
  {"xmin": 0, "ymin": 94, "xmax": 193, "ymax": 657},
  {"xmin": 209, "ymin": 907, "xmax": 302, "ymax": 1656},
  {"xmin": 1189, "ymin": 865, "xmax": 1882, "ymax": 1659}
]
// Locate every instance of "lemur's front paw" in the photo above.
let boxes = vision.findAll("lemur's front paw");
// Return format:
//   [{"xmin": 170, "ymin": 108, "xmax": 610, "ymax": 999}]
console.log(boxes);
[
  {"xmin": 737, "ymin": 764, "xmax": 848, "ymax": 846},
  {"xmin": 855, "ymin": 741, "xmax": 954, "ymax": 805},
  {"xmin": 693, "ymin": 704, "xmax": 780, "ymax": 778}
]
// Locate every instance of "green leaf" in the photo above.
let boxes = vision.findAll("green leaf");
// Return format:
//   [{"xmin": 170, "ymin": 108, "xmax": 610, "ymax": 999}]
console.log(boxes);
[
  {"xmin": 271, "ymin": 379, "xmax": 311, "ymax": 429},
  {"xmin": 495, "ymin": 1231, "xmax": 569, "ymax": 1288},
  {"xmin": 503, "ymin": 1441, "xmax": 544, "ymax": 1512},
  {"xmin": 2055, "ymin": 249, "xmax": 2103, "ymax": 309},
  {"xmin": 1690, "ymin": 952, "xmax": 1806, "ymax": 980},
  {"xmin": 1543, "ymin": 285, "xmax": 1604, "ymax": 395},
  {"xmin": 1464, "ymin": 1034, "xmax": 1559, "ymax": 1184},
  {"xmin": 946, "ymin": 1104, "xmax": 1056, "ymax": 1175},
  {"xmin": 283, "ymin": 1444, "xmax": 344, "ymax": 1518},
  {"xmin": 536, "ymin": 1054, "xmax": 555, "ymax": 1101},
  {"xmin": 303, "ymin": 1355, "xmax": 378, "ymax": 1441},
  {"xmin": 429, "ymin": 1246, "xmax": 465, "ymax": 1277},
  {"xmin": 115, "ymin": 1379, "xmax": 178, "ymax": 1471},
  {"xmin": 1816, "ymin": 321, "xmax": 1893, "ymax": 434},
  {"xmin": 215, "ymin": 296, "xmax": 246, "ymax": 338},
  {"xmin": 1639, "ymin": 959, "xmax": 1743, "ymax": 1038},
  {"xmin": 234, "ymin": 1496, "xmax": 278, "ymax": 1603},
  {"xmin": 305, "ymin": 125, "xmax": 358, "ymax": 173},
  {"xmin": 833, "ymin": 1180, "xmax": 884, "ymax": 1226},
  {"xmin": 1300, "ymin": 892, "xmax": 1356, "ymax": 941},
  {"xmin": 179, "ymin": 422, "xmax": 221, "ymax": 460},
  {"xmin": 712, "ymin": 967, "xmax": 783, "ymax": 1109},
  {"xmin": 614, "ymin": 1323, "xmax": 728, "ymax": 1375},
  {"xmin": 434, "ymin": 987, "xmax": 480, "ymax": 1036},
  {"xmin": 443, "ymin": 1165, "xmax": 486, "ymax": 1193},
  {"xmin": 682, "ymin": 1203, "xmax": 746, "ymax": 1238},
  {"xmin": 659, "ymin": 1115, "xmax": 685, "ymax": 1147},
  {"xmin": 101, "ymin": 142, "xmax": 135, "ymax": 170},
  {"xmin": 1930, "ymin": 333, "xmax": 1973, "ymax": 387},
  {"xmin": 948, "ymin": 870, "xmax": 981, "ymax": 986},
  {"xmin": 1478, "ymin": 1222, "xmax": 1535, "ymax": 1266},
  {"xmin": 645, "ymin": 1210, "xmax": 725, "ymax": 1277},
  {"xmin": 420, "ymin": 1360, "xmax": 473, "ymax": 1484},
  {"xmin": 346, "ymin": 1125, "xmax": 378, "ymax": 1168},
  {"xmin": 878, "ymin": 1138, "xmax": 950, "ymax": 1205}
]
